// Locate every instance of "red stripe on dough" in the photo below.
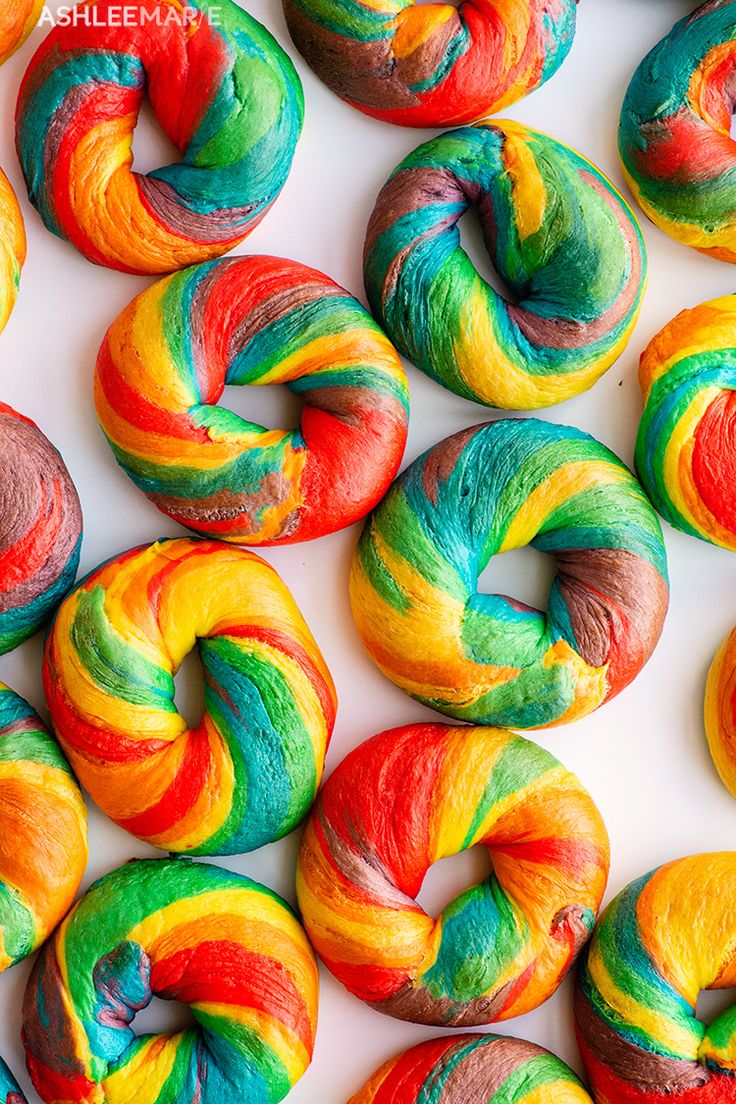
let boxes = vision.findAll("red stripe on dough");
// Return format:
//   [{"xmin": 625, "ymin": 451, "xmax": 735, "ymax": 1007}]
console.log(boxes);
[{"xmin": 150, "ymin": 942, "xmax": 314, "ymax": 1051}]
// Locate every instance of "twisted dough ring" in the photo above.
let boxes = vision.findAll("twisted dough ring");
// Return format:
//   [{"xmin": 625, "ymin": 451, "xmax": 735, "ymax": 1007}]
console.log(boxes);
[
  {"xmin": 0, "ymin": 682, "xmax": 87, "ymax": 974},
  {"xmin": 283, "ymin": 0, "xmax": 576, "ymax": 128},
  {"xmin": 16, "ymin": 0, "xmax": 303, "ymax": 274},
  {"xmin": 349, "ymin": 1034, "xmax": 594, "ymax": 1103},
  {"xmin": 43, "ymin": 537, "xmax": 337, "ymax": 854},
  {"xmin": 364, "ymin": 120, "xmax": 646, "ymax": 410},
  {"xmin": 0, "ymin": 403, "xmax": 82, "ymax": 655},
  {"xmin": 0, "ymin": 1, "xmax": 42, "ymax": 66},
  {"xmin": 705, "ymin": 626, "xmax": 736, "ymax": 797},
  {"xmin": 297, "ymin": 723, "xmax": 609, "ymax": 1026},
  {"xmin": 350, "ymin": 419, "xmax": 669, "ymax": 730},
  {"xmin": 620, "ymin": 0, "xmax": 736, "ymax": 261},
  {"xmin": 636, "ymin": 295, "xmax": 736, "ymax": 550},
  {"xmin": 22, "ymin": 857, "xmax": 319, "ymax": 1104},
  {"xmin": 95, "ymin": 256, "xmax": 409, "ymax": 545},
  {"xmin": 0, "ymin": 172, "xmax": 25, "ymax": 338},
  {"xmin": 0, "ymin": 1060, "xmax": 25, "ymax": 1104},
  {"xmin": 575, "ymin": 853, "xmax": 736, "ymax": 1102}
]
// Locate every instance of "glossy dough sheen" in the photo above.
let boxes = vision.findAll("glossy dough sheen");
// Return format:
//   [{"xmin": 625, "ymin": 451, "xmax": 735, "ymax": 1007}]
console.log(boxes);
[
  {"xmin": 575, "ymin": 853, "xmax": 736, "ymax": 1102},
  {"xmin": 620, "ymin": 0, "xmax": 736, "ymax": 261},
  {"xmin": 22, "ymin": 857, "xmax": 319, "ymax": 1104},
  {"xmin": 0, "ymin": 682, "xmax": 87, "ymax": 974},
  {"xmin": 350, "ymin": 419, "xmax": 669, "ymax": 729},
  {"xmin": 43, "ymin": 538, "xmax": 337, "ymax": 854},
  {"xmin": 636, "ymin": 295, "xmax": 736, "ymax": 550},
  {"xmin": 0, "ymin": 171, "xmax": 25, "ymax": 337},
  {"xmin": 16, "ymin": 0, "xmax": 304, "ymax": 274},
  {"xmin": 0, "ymin": 403, "xmax": 82, "ymax": 655},
  {"xmin": 348, "ymin": 1034, "xmax": 594, "ymax": 1103},
  {"xmin": 283, "ymin": 0, "xmax": 576, "ymax": 127},
  {"xmin": 0, "ymin": 0, "xmax": 42, "ymax": 65},
  {"xmin": 364, "ymin": 120, "xmax": 646, "ymax": 410},
  {"xmin": 0, "ymin": 1058, "xmax": 25, "ymax": 1104},
  {"xmin": 297, "ymin": 723, "xmax": 609, "ymax": 1026},
  {"xmin": 704, "ymin": 626, "xmax": 736, "ymax": 798},
  {"xmin": 95, "ymin": 256, "xmax": 410, "ymax": 544}
]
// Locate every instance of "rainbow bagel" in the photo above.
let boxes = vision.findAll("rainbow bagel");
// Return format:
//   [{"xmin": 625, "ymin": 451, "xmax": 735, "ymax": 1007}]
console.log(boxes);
[
  {"xmin": 636, "ymin": 295, "xmax": 736, "ymax": 550},
  {"xmin": 283, "ymin": 0, "xmax": 576, "ymax": 128},
  {"xmin": 43, "ymin": 537, "xmax": 337, "ymax": 854},
  {"xmin": 0, "ymin": 171, "xmax": 25, "ymax": 337},
  {"xmin": 22, "ymin": 857, "xmax": 319, "ymax": 1104},
  {"xmin": 95, "ymin": 256, "xmax": 410, "ymax": 544},
  {"xmin": 0, "ymin": 1, "xmax": 42, "ymax": 66},
  {"xmin": 349, "ymin": 1034, "xmax": 594, "ymax": 1103},
  {"xmin": 350, "ymin": 419, "xmax": 669, "ymax": 730},
  {"xmin": 705, "ymin": 626, "xmax": 736, "ymax": 797},
  {"xmin": 575, "ymin": 853, "xmax": 736, "ymax": 1102},
  {"xmin": 620, "ymin": 0, "xmax": 736, "ymax": 261},
  {"xmin": 16, "ymin": 0, "xmax": 303, "ymax": 275},
  {"xmin": 297, "ymin": 723, "xmax": 609, "ymax": 1025},
  {"xmin": 0, "ymin": 1059, "xmax": 25, "ymax": 1104},
  {"xmin": 0, "ymin": 403, "xmax": 82, "ymax": 655},
  {"xmin": 365, "ymin": 120, "xmax": 646, "ymax": 410},
  {"xmin": 0, "ymin": 682, "xmax": 87, "ymax": 974}
]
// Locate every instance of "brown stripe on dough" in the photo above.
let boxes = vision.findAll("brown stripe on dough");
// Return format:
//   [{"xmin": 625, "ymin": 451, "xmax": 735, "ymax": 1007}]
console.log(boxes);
[
  {"xmin": 392, "ymin": 10, "xmax": 464, "ymax": 91},
  {"xmin": 137, "ymin": 176, "xmax": 258, "ymax": 242},
  {"xmin": 422, "ymin": 425, "xmax": 484, "ymax": 507},
  {"xmin": 316, "ymin": 806, "xmax": 418, "ymax": 911},
  {"xmin": 228, "ymin": 279, "xmax": 345, "ymax": 367},
  {"xmin": 574, "ymin": 986, "xmax": 710, "ymax": 1091},
  {"xmin": 301, "ymin": 385, "xmax": 403, "ymax": 425},
  {"xmin": 373, "ymin": 974, "xmax": 521, "ymax": 1026},
  {"xmin": 507, "ymin": 171, "xmax": 643, "ymax": 348},
  {"xmin": 22, "ymin": 946, "xmax": 89, "ymax": 1081},
  {"xmin": 554, "ymin": 547, "xmax": 669, "ymax": 669},
  {"xmin": 365, "ymin": 167, "xmax": 467, "ymax": 257},
  {"xmin": 439, "ymin": 1035, "xmax": 551, "ymax": 1100},
  {"xmin": 0, "ymin": 716, "xmax": 45, "ymax": 740},
  {"xmin": 0, "ymin": 414, "xmax": 82, "ymax": 611},
  {"xmin": 283, "ymin": 1, "xmax": 420, "ymax": 111},
  {"xmin": 155, "ymin": 470, "xmax": 301, "ymax": 538}
]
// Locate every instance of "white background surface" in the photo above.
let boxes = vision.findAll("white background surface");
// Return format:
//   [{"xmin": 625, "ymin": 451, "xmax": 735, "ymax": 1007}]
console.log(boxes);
[{"xmin": 1, "ymin": 0, "xmax": 735, "ymax": 1098}]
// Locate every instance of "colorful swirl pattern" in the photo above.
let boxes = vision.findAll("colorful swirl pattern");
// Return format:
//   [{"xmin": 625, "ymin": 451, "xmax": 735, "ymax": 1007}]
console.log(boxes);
[
  {"xmin": 0, "ymin": 1058, "xmax": 25, "ymax": 1104},
  {"xmin": 365, "ymin": 120, "xmax": 646, "ymax": 409},
  {"xmin": 620, "ymin": 0, "xmax": 736, "ymax": 261},
  {"xmin": 16, "ymin": 0, "xmax": 304, "ymax": 274},
  {"xmin": 704, "ymin": 626, "xmax": 736, "ymax": 798},
  {"xmin": 95, "ymin": 255, "xmax": 410, "ymax": 545},
  {"xmin": 0, "ymin": 171, "xmax": 25, "ymax": 337},
  {"xmin": 43, "ymin": 537, "xmax": 337, "ymax": 855},
  {"xmin": 575, "ymin": 853, "xmax": 736, "ymax": 1102},
  {"xmin": 0, "ymin": 403, "xmax": 83, "ymax": 655},
  {"xmin": 0, "ymin": 682, "xmax": 87, "ymax": 974},
  {"xmin": 283, "ymin": 0, "xmax": 576, "ymax": 128},
  {"xmin": 22, "ymin": 857, "xmax": 319, "ymax": 1104},
  {"xmin": 348, "ymin": 1034, "xmax": 594, "ymax": 1103},
  {"xmin": 350, "ymin": 419, "xmax": 669, "ymax": 729},
  {"xmin": 635, "ymin": 295, "xmax": 736, "ymax": 550},
  {"xmin": 0, "ymin": 0, "xmax": 42, "ymax": 65},
  {"xmin": 297, "ymin": 723, "xmax": 609, "ymax": 1025}
]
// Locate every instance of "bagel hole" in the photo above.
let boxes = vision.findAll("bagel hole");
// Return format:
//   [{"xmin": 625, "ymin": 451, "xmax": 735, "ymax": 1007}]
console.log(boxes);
[
  {"xmin": 132, "ymin": 993, "xmax": 197, "ymax": 1037},
  {"xmin": 477, "ymin": 544, "xmax": 556, "ymax": 613},
  {"xmin": 696, "ymin": 988, "xmax": 735, "ymax": 1026},
  {"xmin": 130, "ymin": 99, "xmax": 181, "ymax": 176},
  {"xmin": 174, "ymin": 649, "xmax": 206, "ymax": 730},
  {"xmin": 457, "ymin": 208, "xmax": 520, "ymax": 305},
  {"xmin": 220, "ymin": 382, "xmax": 303, "ymax": 434},
  {"xmin": 416, "ymin": 846, "xmax": 493, "ymax": 916}
]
